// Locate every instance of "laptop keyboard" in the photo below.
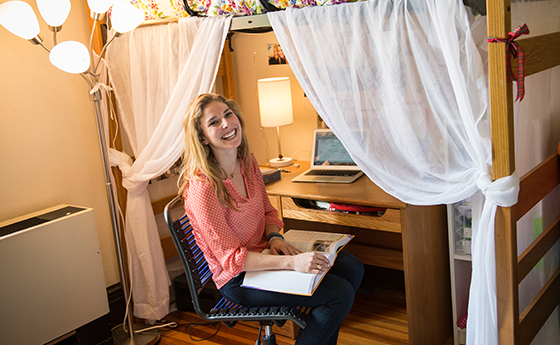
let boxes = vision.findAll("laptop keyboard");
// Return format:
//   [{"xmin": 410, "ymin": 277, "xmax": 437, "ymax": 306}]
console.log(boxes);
[{"xmin": 306, "ymin": 170, "xmax": 360, "ymax": 177}]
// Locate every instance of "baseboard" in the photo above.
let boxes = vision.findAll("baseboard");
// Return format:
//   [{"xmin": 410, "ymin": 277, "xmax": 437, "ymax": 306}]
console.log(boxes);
[{"xmin": 106, "ymin": 283, "xmax": 127, "ymax": 330}]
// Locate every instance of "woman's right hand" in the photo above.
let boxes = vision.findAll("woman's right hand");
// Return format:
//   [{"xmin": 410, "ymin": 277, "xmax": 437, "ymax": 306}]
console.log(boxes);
[{"xmin": 291, "ymin": 252, "xmax": 330, "ymax": 274}]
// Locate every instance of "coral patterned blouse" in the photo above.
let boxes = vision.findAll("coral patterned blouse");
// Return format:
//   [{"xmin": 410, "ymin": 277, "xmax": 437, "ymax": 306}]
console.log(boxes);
[{"xmin": 183, "ymin": 155, "xmax": 284, "ymax": 289}]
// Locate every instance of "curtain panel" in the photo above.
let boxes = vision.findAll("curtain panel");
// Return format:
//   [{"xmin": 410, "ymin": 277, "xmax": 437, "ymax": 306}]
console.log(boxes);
[
  {"xmin": 268, "ymin": 1, "xmax": 518, "ymax": 344},
  {"xmin": 105, "ymin": 16, "xmax": 232, "ymax": 320}
]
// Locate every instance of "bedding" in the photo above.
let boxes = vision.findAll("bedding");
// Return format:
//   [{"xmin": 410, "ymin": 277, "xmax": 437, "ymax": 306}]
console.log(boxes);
[
  {"xmin": 132, "ymin": 0, "xmax": 190, "ymax": 19},
  {"xmin": 131, "ymin": 0, "xmax": 367, "ymax": 19}
]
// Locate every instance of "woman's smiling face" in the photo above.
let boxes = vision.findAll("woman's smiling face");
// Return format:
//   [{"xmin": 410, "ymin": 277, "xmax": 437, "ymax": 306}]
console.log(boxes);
[{"xmin": 199, "ymin": 101, "xmax": 242, "ymax": 154}]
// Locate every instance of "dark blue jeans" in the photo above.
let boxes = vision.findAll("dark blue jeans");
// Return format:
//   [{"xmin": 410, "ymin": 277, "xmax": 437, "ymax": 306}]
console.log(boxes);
[{"xmin": 219, "ymin": 251, "xmax": 364, "ymax": 345}]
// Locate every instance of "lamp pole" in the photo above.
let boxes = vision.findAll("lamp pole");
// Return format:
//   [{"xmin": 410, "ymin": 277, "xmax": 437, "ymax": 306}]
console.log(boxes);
[
  {"xmin": 89, "ymin": 88, "xmax": 159, "ymax": 345},
  {"xmin": 72, "ymin": 16, "xmax": 161, "ymax": 345}
]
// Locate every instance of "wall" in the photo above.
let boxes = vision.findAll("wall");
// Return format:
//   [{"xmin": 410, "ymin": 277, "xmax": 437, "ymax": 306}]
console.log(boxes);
[
  {"xmin": 229, "ymin": 31, "xmax": 320, "ymax": 165},
  {"xmin": 0, "ymin": 11, "xmax": 319, "ymax": 291},
  {"xmin": 0, "ymin": 1, "xmax": 119, "ymax": 287}
]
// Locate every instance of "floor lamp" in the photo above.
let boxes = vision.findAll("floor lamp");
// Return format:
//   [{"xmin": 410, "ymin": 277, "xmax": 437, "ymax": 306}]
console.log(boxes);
[
  {"xmin": 0, "ymin": 1, "xmax": 159, "ymax": 344},
  {"xmin": 257, "ymin": 77, "xmax": 294, "ymax": 167}
]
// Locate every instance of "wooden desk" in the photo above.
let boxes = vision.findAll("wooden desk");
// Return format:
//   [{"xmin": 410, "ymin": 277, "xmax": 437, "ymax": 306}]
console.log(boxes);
[{"xmin": 266, "ymin": 162, "xmax": 452, "ymax": 345}]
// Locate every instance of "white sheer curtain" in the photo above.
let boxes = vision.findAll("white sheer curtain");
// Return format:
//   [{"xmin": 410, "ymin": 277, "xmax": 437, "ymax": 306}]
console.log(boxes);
[
  {"xmin": 104, "ymin": 16, "xmax": 232, "ymax": 320},
  {"xmin": 268, "ymin": 1, "xmax": 519, "ymax": 344}
]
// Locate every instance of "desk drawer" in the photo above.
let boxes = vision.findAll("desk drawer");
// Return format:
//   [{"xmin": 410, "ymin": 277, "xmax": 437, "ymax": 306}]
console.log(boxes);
[{"xmin": 281, "ymin": 197, "xmax": 401, "ymax": 233}]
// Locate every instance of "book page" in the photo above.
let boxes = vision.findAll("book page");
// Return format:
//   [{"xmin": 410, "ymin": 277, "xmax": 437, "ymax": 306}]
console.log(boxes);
[{"xmin": 284, "ymin": 230, "xmax": 348, "ymax": 255}]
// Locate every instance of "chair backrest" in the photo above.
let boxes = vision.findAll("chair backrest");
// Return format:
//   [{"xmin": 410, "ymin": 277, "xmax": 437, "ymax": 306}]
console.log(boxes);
[
  {"xmin": 164, "ymin": 196, "xmax": 213, "ymax": 317},
  {"xmin": 164, "ymin": 196, "xmax": 310, "ymax": 330}
]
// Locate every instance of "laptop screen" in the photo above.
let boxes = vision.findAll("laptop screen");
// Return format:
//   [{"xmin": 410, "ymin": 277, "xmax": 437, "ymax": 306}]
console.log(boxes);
[{"xmin": 313, "ymin": 130, "xmax": 358, "ymax": 167}]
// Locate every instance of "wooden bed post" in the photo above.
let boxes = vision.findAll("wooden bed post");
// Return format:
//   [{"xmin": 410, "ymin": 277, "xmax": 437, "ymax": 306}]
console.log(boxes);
[
  {"xmin": 487, "ymin": 1, "xmax": 519, "ymax": 344},
  {"xmin": 219, "ymin": 38, "xmax": 237, "ymax": 101}
]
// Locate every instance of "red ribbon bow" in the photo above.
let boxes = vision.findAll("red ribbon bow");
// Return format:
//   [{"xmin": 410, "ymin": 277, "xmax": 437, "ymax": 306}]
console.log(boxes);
[{"xmin": 488, "ymin": 24, "xmax": 530, "ymax": 101}]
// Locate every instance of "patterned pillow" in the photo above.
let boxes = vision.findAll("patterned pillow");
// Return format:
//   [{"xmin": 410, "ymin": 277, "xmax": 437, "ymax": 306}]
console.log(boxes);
[
  {"xmin": 130, "ymin": 0, "xmax": 368, "ymax": 18},
  {"xmin": 184, "ymin": 0, "xmax": 212, "ymax": 14},
  {"xmin": 204, "ymin": 0, "xmax": 264, "ymax": 16}
]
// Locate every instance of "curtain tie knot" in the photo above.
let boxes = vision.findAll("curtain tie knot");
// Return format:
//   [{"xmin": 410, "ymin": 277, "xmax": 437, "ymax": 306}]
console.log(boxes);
[
  {"xmin": 108, "ymin": 148, "xmax": 133, "ymax": 177},
  {"xmin": 477, "ymin": 172, "xmax": 520, "ymax": 208},
  {"xmin": 90, "ymin": 83, "xmax": 113, "ymax": 95},
  {"xmin": 488, "ymin": 24, "xmax": 530, "ymax": 102}
]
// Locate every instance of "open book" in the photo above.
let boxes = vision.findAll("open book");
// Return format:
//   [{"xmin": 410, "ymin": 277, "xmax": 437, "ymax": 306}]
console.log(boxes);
[{"xmin": 242, "ymin": 230, "xmax": 353, "ymax": 296}]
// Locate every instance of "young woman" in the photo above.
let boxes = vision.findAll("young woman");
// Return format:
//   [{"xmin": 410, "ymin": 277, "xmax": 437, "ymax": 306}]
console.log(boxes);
[{"xmin": 179, "ymin": 93, "xmax": 364, "ymax": 344}]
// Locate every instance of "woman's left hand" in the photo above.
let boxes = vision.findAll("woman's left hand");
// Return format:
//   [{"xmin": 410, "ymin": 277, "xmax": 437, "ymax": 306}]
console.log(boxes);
[{"xmin": 269, "ymin": 238, "xmax": 301, "ymax": 256}]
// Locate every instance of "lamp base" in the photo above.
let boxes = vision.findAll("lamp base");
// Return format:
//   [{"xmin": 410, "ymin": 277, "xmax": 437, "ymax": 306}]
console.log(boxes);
[
  {"xmin": 269, "ymin": 157, "xmax": 293, "ymax": 167},
  {"xmin": 112, "ymin": 325, "xmax": 160, "ymax": 345}
]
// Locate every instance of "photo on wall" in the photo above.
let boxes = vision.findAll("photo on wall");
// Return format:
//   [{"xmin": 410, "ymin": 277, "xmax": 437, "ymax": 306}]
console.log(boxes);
[{"xmin": 268, "ymin": 43, "xmax": 288, "ymax": 65}]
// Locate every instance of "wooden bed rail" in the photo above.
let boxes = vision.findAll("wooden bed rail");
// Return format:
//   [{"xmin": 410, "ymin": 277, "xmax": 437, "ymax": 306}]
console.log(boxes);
[
  {"xmin": 512, "ymin": 153, "xmax": 560, "ymax": 222},
  {"xmin": 514, "ymin": 153, "xmax": 560, "ymax": 285},
  {"xmin": 514, "ymin": 32, "xmax": 560, "ymax": 78},
  {"xmin": 517, "ymin": 215, "xmax": 560, "ymax": 284},
  {"xmin": 497, "ymin": 152, "xmax": 560, "ymax": 345},
  {"xmin": 518, "ymin": 269, "xmax": 560, "ymax": 345}
]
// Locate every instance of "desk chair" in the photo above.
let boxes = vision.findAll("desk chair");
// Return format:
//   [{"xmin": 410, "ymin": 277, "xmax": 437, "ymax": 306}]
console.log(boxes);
[{"xmin": 164, "ymin": 196, "xmax": 308, "ymax": 345}]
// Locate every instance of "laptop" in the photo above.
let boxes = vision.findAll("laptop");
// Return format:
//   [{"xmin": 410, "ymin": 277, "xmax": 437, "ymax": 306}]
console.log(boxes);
[{"xmin": 292, "ymin": 129, "xmax": 364, "ymax": 183}]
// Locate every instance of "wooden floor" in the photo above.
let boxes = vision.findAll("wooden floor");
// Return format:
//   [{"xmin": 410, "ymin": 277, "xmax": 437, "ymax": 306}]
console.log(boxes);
[{"xmin": 157, "ymin": 287, "xmax": 454, "ymax": 345}]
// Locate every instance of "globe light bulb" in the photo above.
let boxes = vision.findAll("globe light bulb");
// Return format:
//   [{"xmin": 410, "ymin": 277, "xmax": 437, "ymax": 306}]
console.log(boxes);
[
  {"xmin": 111, "ymin": 0, "xmax": 144, "ymax": 34},
  {"xmin": 49, "ymin": 41, "xmax": 91, "ymax": 74},
  {"xmin": 87, "ymin": 0, "xmax": 115, "ymax": 15},
  {"xmin": 36, "ymin": 0, "xmax": 71, "ymax": 28},
  {"xmin": 0, "ymin": 1, "xmax": 40, "ymax": 40}
]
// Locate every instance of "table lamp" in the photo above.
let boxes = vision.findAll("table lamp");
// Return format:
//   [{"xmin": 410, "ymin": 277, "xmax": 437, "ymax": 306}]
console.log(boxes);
[{"xmin": 257, "ymin": 77, "xmax": 294, "ymax": 167}]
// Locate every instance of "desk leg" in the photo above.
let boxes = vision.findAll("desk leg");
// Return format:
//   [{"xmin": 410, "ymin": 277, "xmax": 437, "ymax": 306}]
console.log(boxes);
[{"xmin": 401, "ymin": 205, "xmax": 452, "ymax": 345}]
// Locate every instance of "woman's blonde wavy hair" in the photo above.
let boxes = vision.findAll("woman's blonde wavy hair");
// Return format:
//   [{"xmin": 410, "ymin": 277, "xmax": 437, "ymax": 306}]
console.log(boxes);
[{"xmin": 178, "ymin": 93, "xmax": 253, "ymax": 210}]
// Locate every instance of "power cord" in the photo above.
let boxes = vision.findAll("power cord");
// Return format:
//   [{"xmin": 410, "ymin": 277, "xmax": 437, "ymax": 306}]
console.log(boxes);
[
  {"xmin": 288, "ymin": 149, "xmax": 310, "ymax": 161},
  {"xmin": 154, "ymin": 319, "xmax": 221, "ymax": 342},
  {"xmin": 186, "ymin": 320, "xmax": 221, "ymax": 341},
  {"xmin": 111, "ymin": 320, "xmax": 179, "ymax": 334},
  {"xmin": 134, "ymin": 321, "xmax": 178, "ymax": 333}
]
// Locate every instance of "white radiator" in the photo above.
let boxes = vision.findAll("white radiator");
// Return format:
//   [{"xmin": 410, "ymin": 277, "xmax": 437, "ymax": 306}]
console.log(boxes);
[{"xmin": 0, "ymin": 205, "xmax": 109, "ymax": 345}]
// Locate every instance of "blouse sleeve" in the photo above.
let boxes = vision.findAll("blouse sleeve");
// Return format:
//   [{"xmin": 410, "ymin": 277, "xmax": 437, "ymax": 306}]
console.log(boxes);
[{"xmin": 183, "ymin": 179, "xmax": 247, "ymax": 276}]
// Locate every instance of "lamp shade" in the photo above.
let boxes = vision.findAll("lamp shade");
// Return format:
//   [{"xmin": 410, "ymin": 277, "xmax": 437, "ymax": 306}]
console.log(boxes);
[
  {"xmin": 49, "ymin": 41, "xmax": 90, "ymax": 74},
  {"xmin": 0, "ymin": 1, "xmax": 40, "ymax": 40},
  {"xmin": 87, "ymin": 0, "xmax": 114, "ymax": 14},
  {"xmin": 36, "ymin": 0, "xmax": 71, "ymax": 27},
  {"xmin": 257, "ymin": 77, "xmax": 293, "ymax": 127},
  {"xmin": 110, "ymin": 0, "xmax": 144, "ymax": 34}
]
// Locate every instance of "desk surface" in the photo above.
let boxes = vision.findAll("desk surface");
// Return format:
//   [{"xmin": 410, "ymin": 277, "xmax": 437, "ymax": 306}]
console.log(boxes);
[{"xmin": 264, "ymin": 161, "xmax": 407, "ymax": 209}]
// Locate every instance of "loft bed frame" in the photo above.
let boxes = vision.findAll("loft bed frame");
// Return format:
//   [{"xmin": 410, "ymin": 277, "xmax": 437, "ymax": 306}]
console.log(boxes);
[
  {"xmin": 95, "ymin": 1, "xmax": 560, "ymax": 343},
  {"xmin": 487, "ymin": 1, "xmax": 560, "ymax": 344}
]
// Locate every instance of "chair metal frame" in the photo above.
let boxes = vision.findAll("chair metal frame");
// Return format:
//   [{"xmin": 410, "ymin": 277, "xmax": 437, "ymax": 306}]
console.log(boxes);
[{"xmin": 164, "ymin": 196, "xmax": 308, "ymax": 345}]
